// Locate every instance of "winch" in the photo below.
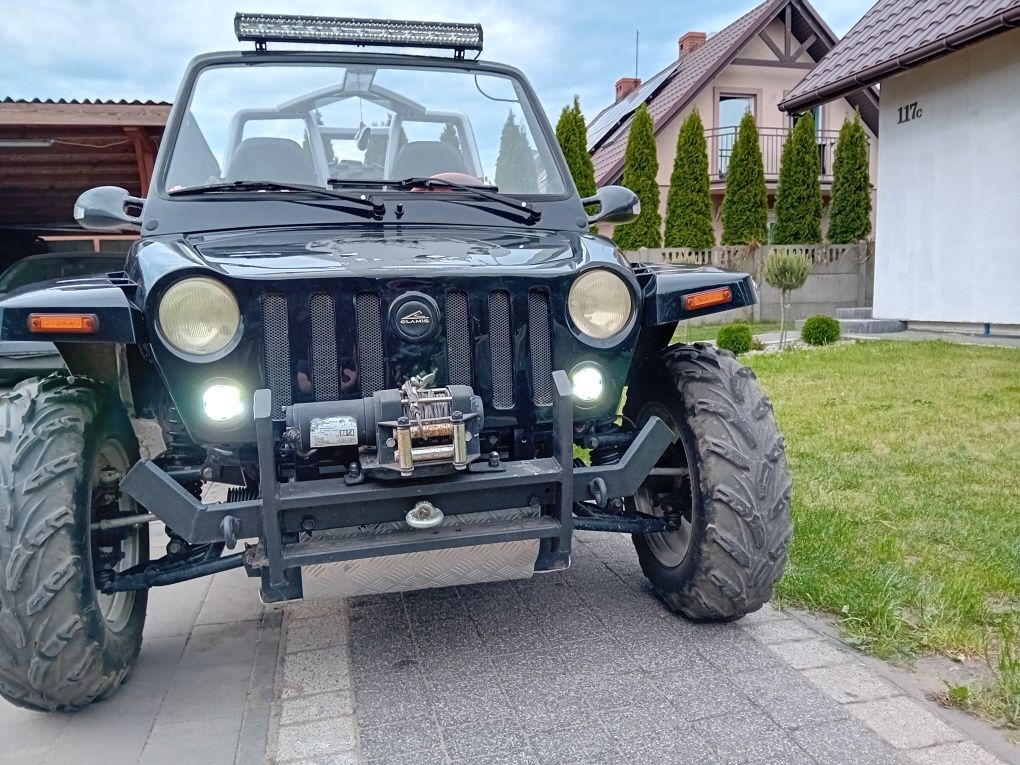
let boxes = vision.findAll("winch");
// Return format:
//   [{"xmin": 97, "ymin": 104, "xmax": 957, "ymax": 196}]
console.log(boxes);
[{"xmin": 284, "ymin": 373, "xmax": 484, "ymax": 477}]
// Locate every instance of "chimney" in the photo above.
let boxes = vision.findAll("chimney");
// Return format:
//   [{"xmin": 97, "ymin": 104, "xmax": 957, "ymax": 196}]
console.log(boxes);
[
  {"xmin": 679, "ymin": 31, "xmax": 707, "ymax": 57},
  {"xmin": 615, "ymin": 76, "xmax": 642, "ymax": 101}
]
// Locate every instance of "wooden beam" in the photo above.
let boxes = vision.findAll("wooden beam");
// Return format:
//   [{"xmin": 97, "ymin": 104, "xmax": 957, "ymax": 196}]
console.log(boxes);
[
  {"xmin": 0, "ymin": 102, "xmax": 170, "ymax": 128},
  {"xmin": 790, "ymin": 33, "xmax": 816, "ymax": 62},
  {"xmin": 784, "ymin": 6, "xmax": 793, "ymax": 58},
  {"xmin": 758, "ymin": 30, "xmax": 786, "ymax": 61},
  {"xmin": 123, "ymin": 127, "xmax": 157, "ymax": 193},
  {"xmin": 731, "ymin": 57, "xmax": 815, "ymax": 69}
]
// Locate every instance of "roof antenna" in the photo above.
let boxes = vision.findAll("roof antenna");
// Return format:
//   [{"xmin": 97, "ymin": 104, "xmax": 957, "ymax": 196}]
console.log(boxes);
[{"xmin": 634, "ymin": 29, "xmax": 639, "ymax": 78}]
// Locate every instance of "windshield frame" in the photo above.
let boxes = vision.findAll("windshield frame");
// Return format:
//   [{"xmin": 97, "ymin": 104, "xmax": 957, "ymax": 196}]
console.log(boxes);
[{"xmin": 144, "ymin": 50, "xmax": 585, "ymax": 237}]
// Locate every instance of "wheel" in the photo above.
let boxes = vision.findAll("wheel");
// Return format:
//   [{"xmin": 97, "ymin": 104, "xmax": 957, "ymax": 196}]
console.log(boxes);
[
  {"xmin": 624, "ymin": 343, "xmax": 792, "ymax": 621},
  {"xmin": 0, "ymin": 375, "xmax": 148, "ymax": 711}
]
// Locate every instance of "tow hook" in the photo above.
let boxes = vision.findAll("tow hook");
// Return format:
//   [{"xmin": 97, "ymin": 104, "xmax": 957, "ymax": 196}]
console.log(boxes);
[{"xmin": 406, "ymin": 500, "xmax": 444, "ymax": 529}]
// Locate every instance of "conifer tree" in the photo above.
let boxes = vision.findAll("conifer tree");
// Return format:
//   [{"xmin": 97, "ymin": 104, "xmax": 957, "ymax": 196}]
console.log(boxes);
[
  {"xmin": 494, "ymin": 112, "xmax": 538, "ymax": 193},
  {"xmin": 613, "ymin": 104, "xmax": 661, "ymax": 250},
  {"xmin": 664, "ymin": 109, "xmax": 714, "ymax": 249},
  {"xmin": 827, "ymin": 114, "xmax": 871, "ymax": 243},
  {"xmin": 439, "ymin": 123, "xmax": 461, "ymax": 152},
  {"xmin": 773, "ymin": 111, "xmax": 823, "ymax": 244},
  {"xmin": 721, "ymin": 111, "xmax": 768, "ymax": 245}
]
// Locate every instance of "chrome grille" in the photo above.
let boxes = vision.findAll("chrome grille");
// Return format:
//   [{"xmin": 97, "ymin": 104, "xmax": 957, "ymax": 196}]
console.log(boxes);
[
  {"xmin": 261, "ymin": 294, "xmax": 291, "ymax": 415},
  {"xmin": 445, "ymin": 291, "xmax": 471, "ymax": 386},
  {"xmin": 309, "ymin": 294, "xmax": 338, "ymax": 401},
  {"xmin": 356, "ymin": 293, "xmax": 384, "ymax": 396},
  {"xmin": 489, "ymin": 290, "xmax": 514, "ymax": 408},
  {"xmin": 528, "ymin": 290, "xmax": 553, "ymax": 406}
]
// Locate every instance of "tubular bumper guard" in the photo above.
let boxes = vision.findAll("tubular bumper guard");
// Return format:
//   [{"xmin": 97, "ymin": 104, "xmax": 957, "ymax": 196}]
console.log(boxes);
[{"xmin": 120, "ymin": 371, "xmax": 674, "ymax": 602}]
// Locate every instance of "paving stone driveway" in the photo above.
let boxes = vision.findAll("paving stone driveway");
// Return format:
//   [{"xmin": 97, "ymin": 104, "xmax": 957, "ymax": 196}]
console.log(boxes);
[{"xmin": 270, "ymin": 532, "xmax": 1017, "ymax": 765}]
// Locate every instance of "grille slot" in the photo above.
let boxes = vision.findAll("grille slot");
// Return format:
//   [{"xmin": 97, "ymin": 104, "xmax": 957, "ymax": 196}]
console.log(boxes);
[
  {"xmin": 488, "ymin": 290, "xmax": 514, "ymax": 408},
  {"xmin": 356, "ymin": 293, "xmax": 385, "ymax": 396},
  {"xmin": 309, "ymin": 294, "xmax": 338, "ymax": 402},
  {"xmin": 261, "ymin": 294, "xmax": 292, "ymax": 415},
  {"xmin": 446, "ymin": 291, "xmax": 472, "ymax": 386},
  {"xmin": 528, "ymin": 290, "xmax": 553, "ymax": 406}
]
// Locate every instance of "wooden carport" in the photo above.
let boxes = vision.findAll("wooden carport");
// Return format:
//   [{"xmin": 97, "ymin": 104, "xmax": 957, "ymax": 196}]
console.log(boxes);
[{"xmin": 0, "ymin": 98, "xmax": 170, "ymax": 226}]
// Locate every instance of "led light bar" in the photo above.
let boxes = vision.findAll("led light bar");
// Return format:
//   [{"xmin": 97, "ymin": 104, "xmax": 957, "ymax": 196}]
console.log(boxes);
[{"xmin": 234, "ymin": 13, "xmax": 483, "ymax": 54}]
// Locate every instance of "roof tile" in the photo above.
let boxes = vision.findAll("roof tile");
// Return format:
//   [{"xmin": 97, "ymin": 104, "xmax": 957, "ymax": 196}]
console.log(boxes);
[{"xmin": 782, "ymin": 0, "xmax": 1020, "ymax": 109}]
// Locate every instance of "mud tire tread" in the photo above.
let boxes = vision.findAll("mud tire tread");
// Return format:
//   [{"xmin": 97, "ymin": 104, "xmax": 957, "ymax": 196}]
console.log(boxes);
[
  {"xmin": 0, "ymin": 375, "xmax": 146, "ymax": 712},
  {"xmin": 627, "ymin": 343, "xmax": 793, "ymax": 622}
]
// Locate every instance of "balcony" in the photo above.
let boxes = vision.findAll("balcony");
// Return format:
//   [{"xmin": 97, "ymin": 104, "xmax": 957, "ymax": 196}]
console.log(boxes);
[{"xmin": 705, "ymin": 126, "xmax": 844, "ymax": 183}]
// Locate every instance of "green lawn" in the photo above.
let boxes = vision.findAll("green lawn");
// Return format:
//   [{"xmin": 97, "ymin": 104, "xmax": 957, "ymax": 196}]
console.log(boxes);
[
  {"xmin": 745, "ymin": 341, "xmax": 1020, "ymax": 729},
  {"xmin": 671, "ymin": 319, "xmax": 780, "ymax": 344}
]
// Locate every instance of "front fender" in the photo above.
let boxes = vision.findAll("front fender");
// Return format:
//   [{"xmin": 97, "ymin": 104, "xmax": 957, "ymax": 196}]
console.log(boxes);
[
  {"xmin": 0, "ymin": 277, "xmax": 145, "ymax": 344},
  {"xmin": 636, "ymin": 263, "xmax": 757, "ymax": 325}
]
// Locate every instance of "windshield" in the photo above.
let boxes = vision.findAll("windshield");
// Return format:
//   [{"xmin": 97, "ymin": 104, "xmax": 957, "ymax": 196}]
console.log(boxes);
[{"xmin": 164, "ymin": 62, "xmax": 566, "ymax": 196}]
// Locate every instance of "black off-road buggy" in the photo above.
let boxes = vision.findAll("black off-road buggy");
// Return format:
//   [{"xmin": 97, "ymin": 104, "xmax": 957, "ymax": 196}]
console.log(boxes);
[{"xmin": 0, "ymin": 14, "xmax": 791, "ymax": 711}]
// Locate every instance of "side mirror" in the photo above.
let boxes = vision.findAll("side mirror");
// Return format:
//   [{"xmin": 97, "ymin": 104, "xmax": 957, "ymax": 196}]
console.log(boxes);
[
  {"xmin": 74, "ymin": 186, "xmax": 144, "ymax": 232},
  {"xmin": 581, "ymin": 185, "xmax": 640, "ymax": 226}
]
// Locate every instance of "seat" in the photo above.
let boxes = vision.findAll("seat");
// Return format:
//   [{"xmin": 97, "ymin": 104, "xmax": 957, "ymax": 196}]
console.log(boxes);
[
  {"xmin": 391, "ymin": 141, "xmax": 468, "ymax": 180},
  {"xmin": 226, "ymin": 137, "xmax": 317, "ymax": 186}
]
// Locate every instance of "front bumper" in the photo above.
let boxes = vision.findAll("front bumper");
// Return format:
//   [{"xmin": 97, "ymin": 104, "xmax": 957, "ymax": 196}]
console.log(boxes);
[{"xmin": 120, "ymin": 371, "xmax": 673, "ymax": 602}]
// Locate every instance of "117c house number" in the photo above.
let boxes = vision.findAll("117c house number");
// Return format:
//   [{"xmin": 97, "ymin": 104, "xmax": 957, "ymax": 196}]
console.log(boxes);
[{"xmin": 896, "ymin": 102, "xmax": 923, "ymax": 124}]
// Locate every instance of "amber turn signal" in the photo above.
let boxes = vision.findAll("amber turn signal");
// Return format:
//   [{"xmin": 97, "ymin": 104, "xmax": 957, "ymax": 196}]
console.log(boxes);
[
  {"xmin": 683, "ymin": 287, "xmax": 732, "ymax": 311},
  {"xmin": 28, "ymin": 313, "xmax": 99, "ymax": 334}
]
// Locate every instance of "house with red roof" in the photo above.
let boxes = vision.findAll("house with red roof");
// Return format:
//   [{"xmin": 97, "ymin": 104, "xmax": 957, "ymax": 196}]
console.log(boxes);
[
  {"xmin": 588, "ymin": 0, "xmax": 879, "ymax": 244},
  {"xmin": 781, "ymin": 0, "xmax": 1020, "ymax": 332}
]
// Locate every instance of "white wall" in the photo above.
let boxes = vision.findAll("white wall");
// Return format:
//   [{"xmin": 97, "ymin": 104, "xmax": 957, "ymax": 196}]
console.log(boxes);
[{"xmin": 874, "ymin": 27, "xmax": 1020, "ymax": 324}]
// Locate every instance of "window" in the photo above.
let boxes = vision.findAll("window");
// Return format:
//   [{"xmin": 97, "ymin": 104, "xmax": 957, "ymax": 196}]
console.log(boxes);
[{"xmin": 717, "ymin": 94, "xmax": 755, "ymax": 175}]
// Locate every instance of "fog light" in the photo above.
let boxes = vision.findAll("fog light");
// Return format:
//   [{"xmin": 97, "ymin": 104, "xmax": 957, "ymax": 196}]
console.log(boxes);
[
  {"xmin": 202, "ymin": 383, "xmax": 243, "ymax": 422},
  {"xmin": 571, "ymin": 364, "xmax": 605, "ymax": 403}
]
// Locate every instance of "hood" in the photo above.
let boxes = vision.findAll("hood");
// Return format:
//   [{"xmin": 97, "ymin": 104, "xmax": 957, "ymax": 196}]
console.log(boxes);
[{"xmin": 178, "ymin": 226, "xmax": 616, "ymax": 280}]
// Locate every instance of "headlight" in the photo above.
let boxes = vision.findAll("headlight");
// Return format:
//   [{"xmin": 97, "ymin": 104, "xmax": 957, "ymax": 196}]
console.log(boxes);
[
  {"xmin": 570, "ymin": 363, "xmax": 605, "ymax": 403},
  {"xmin": 568, "ymin": 269, "xmax": 632, "ymax": 339},
  {"xmin": 202, "ymin": 382, "xmax": 244, "ymax": 422},
  {"xmin": 158, "ymin": 277, "xmax": 240, "ymax": 355}
]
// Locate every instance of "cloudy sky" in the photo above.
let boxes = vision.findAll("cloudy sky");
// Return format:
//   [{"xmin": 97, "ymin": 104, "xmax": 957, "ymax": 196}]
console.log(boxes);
[{"xmin": 0, "ymin": 0, "xmax": 874, "ymax": 121}]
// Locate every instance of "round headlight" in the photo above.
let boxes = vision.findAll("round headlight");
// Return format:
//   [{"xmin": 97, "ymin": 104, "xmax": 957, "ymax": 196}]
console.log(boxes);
[
  {"xmin": 568, "ymin": 269, "xmax": 633, "ymax": 339},
  {"xmin": 158, "ymin": 277, "xmax": 240, "ymax": 356}
]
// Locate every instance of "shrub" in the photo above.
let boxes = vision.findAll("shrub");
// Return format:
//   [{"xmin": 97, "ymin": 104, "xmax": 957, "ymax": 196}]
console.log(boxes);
[
  {"xmin": 721, "ymin": 111, "xmax": 768, "ymax": 245},
  {"xmin": 773, "ymin": 111, "xmax": 823, "ymax": 244},
  {"xmin": 827, "ymin": 113, "xmax": 872, "ymax": 244},
  {"xmin": 764, "ymin": 250, "xmax": 811, "ymax": 349},
  {"xmin": 614, "ymin": 104, "xmax": 662, "ymax": 250},
  {"xmin": 801, "ymin": 315, "xmax": 841, "ymax": 346},
  {"xmin": 664, "ymin": 109, "xmax": 715, "ymax": 249},
  {"xmin": 716, "ymin": 322, "xmax": 754, "ymax": 355}
]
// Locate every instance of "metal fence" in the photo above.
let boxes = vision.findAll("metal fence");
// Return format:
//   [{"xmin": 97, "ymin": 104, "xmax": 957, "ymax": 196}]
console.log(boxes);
[{"xmin": 705, "ymin": 126, "xmax": 844, "ymax": 180}]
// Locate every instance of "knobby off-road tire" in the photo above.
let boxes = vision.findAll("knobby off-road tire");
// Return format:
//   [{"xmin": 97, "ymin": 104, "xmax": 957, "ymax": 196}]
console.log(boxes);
[
  {"xmin": 0, "ymin": 375, "xmax": 148, "ymax": 711},
  {"xmin": 625, "ymin": 343, "xmax": 792, "ymax": 621}
]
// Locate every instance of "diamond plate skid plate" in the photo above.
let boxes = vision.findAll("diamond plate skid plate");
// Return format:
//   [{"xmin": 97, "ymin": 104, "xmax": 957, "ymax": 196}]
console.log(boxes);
[
  {"xmin": 299, "ymin": 508, "xmax": 542, "ymax": 599},
  {"xmin": 300, "ymin": 540, "xmax": 540, "ymax": 599}
]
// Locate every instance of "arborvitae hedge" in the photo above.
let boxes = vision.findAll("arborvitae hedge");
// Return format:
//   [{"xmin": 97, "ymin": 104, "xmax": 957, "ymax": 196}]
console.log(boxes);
[
  {"xmin": 614, "ymin": 104, "xmax": 661, "ymax": 250},
  {"xmin": 557, "ymin": 97, "xmax": 597, "ymax": 200},
  {"xmin": 494, "ymin": 112, "xmax": 538, "ymax": 194},
  {"xmin": 773, "ymin": 111, "xmax": 823, "ymax": 244},
  {"xmin": 721, "ymin": 111, "xmax": 768, "ymax": 245},
  {"xmin": 664, "ymin": 109, "xmax": 715, "ymax": 249},
  {"xmin": 827, "ymin": 114, "xmax": 871, "ymax": 244}
]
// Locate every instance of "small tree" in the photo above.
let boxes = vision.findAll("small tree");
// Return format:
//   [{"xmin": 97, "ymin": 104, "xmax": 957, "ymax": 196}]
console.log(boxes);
[
  {"xmin": 773, "ymin": 112, "xmax": 823, "ymax": 244},
  {"xmin": 556, "ymin": 97, "xmax": 597, "ymax": 201},
  {"xmin": 614, "ymin": 104, "xmax": 661, "ymax": 250},
  {"xmin": 721, "ymin": 111, "xmax": 768, "ymax": 245},
  {"xmin": 494, "ymin": 111, "xmax": 538, "ymax": 193},
  {"xmin": 764, "ymin": 250, "xmax": 811, "ymax": 348},
  {"xmin": 827, "ymin": 114, "xmax": 871, "ymax": 244},
  {"xmin": 664, "ymin": 109, "xmax": 715, "ymax": 249},
  {"xmin": 439, "ymin": 123, "xmax": 461, "ymax": 152}
]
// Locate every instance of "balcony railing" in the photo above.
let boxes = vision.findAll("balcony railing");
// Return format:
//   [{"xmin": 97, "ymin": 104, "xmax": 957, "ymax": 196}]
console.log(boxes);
[{"xmin": 705, "ymin": 126, "xmax": 845, "ymax": 182}]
